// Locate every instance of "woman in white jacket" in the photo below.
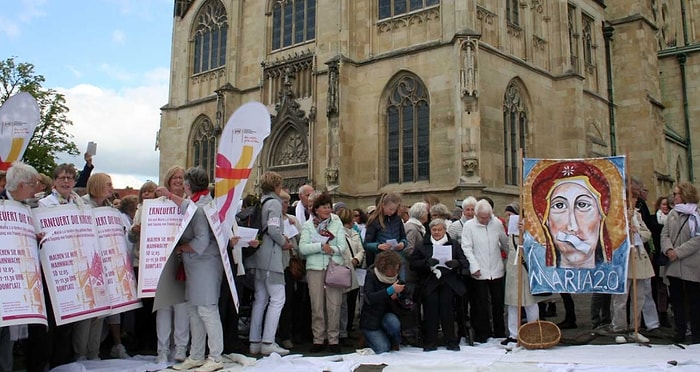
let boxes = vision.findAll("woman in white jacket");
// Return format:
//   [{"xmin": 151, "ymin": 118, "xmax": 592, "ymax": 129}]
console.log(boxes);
[{"xmin": 461, "ymin": 199, "xmax": 509, "ymax": 343}]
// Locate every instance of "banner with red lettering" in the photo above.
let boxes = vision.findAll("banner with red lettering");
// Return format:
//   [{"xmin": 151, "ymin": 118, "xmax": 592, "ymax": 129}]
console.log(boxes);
[
  {"xmin": 34, "ymin": 205, "xmax": 111, "ymax": 325},
  {"xmin": 138, "ymin": 198, "xmax": 196, "ymax": 298},
  {"xmin": 93, "ymin": 207, "xmax": 141, "ymax": 313},
  {"xmin": 0, "ymin": 200, "xmax": 47, "ymax": 327}
]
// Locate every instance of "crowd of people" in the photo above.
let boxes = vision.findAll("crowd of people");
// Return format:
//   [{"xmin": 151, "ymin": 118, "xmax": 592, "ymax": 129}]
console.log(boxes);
[{"xmin": 0, "ymin": 159, "xmax": 698, "ymax": 372}]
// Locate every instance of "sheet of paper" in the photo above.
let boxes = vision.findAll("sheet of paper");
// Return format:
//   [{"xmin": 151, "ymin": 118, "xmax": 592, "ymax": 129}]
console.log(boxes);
[
  {"xmin": 432, "ymin": 244, "xmax": 452, "ymax": 268},
  {"xmin": 311, "ymin": 231, "xmax": 329, "ymax": 244},
  {"xmin": 507, "ymin": 214, "xmax": 520, "ymax": 236},
  {"xmin": 283, "ymin": 219, "xmax": 299, "ymax": 239},
  {"xmin": 234, "ymin": 226, "xmax": 258, "ymax": 249},
  {"xmin": 355, "ymin": 268, "xmax": 367, "ymax": 286},
  {"xmin": 386, "ymin": 239, "xmax": 399, "ymax": 249}
]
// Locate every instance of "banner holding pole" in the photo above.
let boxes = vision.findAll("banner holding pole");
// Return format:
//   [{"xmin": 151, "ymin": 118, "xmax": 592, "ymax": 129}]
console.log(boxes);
[{"xmin": 0, "ymin": 92, "xmax": 41, "ymax": 171}]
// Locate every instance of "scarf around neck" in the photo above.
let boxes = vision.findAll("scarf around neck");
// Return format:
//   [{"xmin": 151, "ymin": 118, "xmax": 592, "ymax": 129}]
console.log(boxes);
[
  {"xmin": 190, "ymin": 189, "xmax": 209, "ymax": 203},
  {"xmin": 406, "ymin": 217, "xmax": 426, "ymax": 235},
  {"xmin": 430, "ymin": 234, "xmax": 449, "ymax": 246},
  {"xmin": 656, "ymin": 209, "xmax": 668, "ymax": 225},
  {"xmin": 674, "ymin": 203, "xmax": 700, "ymax": 236},
  {"xmin": 374, "ymin": 267, "xmax": 397, "ymax": 284}
]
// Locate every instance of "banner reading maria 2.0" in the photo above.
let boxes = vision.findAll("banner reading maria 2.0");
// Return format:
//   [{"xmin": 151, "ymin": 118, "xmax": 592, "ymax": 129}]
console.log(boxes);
[{"xmin": 522, "ymin": 156, "xmax": 631, "ymax": 295}]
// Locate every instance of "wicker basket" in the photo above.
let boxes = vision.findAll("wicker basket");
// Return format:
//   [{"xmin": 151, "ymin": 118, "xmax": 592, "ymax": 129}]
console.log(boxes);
[{"xmin": 517, "ymin": 320, "xmax": 561, "ymax": 349}]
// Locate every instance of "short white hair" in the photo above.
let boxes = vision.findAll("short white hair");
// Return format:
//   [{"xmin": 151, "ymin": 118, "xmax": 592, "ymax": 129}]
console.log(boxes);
[
  {"xmin": 474, "ymin": 199, "xmax": 493, "ymax": 216},
  {"xmin": 461, "ymin": 196, "xmax": 477, "ymax": 209},
  {"xmin": 6, "ymin": 162, "xmax": 38, "ymax": 192},
  {"xmin": 429, "ymin": 218, "xmax": 447, "ymax": 230},
  {"xmin": 408, "ymin": 202, "xmax": 428, "ymax": 220}
]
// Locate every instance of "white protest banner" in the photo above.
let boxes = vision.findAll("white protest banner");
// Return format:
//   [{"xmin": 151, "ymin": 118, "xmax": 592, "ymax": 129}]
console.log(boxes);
[
  {"xmin": 202, "ymin": 202, "xmax": 239, "ymax": 311},
  {"xmin": 0, "ymin": 92, "xmax": 40, "ymax": 171},
  {"xmin": 214, "ymin": 102, "xmax": 271, "ymax": 237},
  {"xmin": 0, "ymin": 200, "xmax": 47, "ymax": 327},
  {"xmin": 93, "ymin": 207, "xmax": 141, "ymax": 314},
  {"xmin": 34, "ymin": 205, "xmax": 111, "ymax": 325},
  {"xmin": 138, "ymin": 198, "xmax": 195, "ymax": 298},
  {"xmin": 153, "ymin": 201, "xmax": 198, "ymax": 311}
]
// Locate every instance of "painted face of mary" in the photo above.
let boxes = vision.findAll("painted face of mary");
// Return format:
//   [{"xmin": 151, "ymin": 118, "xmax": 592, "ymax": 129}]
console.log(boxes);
[{"xmin": 545, "ymin": 180, "xmax": 603, "ymax": 269}]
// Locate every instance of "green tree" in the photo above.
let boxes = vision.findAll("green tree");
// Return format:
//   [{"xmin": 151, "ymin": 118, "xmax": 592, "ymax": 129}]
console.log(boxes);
[{"xmin": 0, "ymin": 57, "xmax": 79, "ymax": 175}]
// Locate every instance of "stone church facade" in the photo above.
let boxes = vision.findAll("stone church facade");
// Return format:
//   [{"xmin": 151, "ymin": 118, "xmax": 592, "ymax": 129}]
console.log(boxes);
[{"xmin": 158, "ymin": 0, "xmax": 700, "ymax": 208}]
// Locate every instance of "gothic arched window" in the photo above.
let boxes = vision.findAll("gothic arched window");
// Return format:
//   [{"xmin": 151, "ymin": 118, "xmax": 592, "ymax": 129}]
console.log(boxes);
[
  {"xmin": 385, "ymin": 74, "xmax": 430, "ymax": 184},
  {"xmin": 503, "ymin": 82, "xmax": 528, "ymax": 186},
  {"xmin": 271, "ymin": 0, "xmax": 316, "ymax": 51},
  {"xmin": 193, "ymin": 0, "xmax": 228, "ymax": 74},
  {"xmin": 378, "ymin": 0, "xmax": 440, "ymax": 20},
  {"xmin": 190, "ymin": 117, "xmax": 218, "ymax": 181}
]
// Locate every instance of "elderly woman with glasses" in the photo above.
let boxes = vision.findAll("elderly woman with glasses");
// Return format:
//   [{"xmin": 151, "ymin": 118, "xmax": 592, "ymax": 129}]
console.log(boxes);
[{"xmin": 38, "ymin": 163, "xmax": 85, "ymax": 207}]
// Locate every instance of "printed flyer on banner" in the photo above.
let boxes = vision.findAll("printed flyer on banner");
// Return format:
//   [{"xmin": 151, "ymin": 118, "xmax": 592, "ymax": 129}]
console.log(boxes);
[
  {"xmin": 0, "ymin": 200, "xmax": 47, "ymax": 327},
  {"xmin": 34, "ymin": 205, "xmax": 111, "ymax": 325},
  {"xmin": 522, "ymin": 156, "xmax": 631, "ymax": 295},
  {"xmin": 138, "ymin": 198, "xmax": 196, "ymax": 298},
  {"xmin": 202, "ymin": 202, "xmax": 239, "ymax": 311},
  {"xmin": 93, "ymin": 207, "xmax": 141, "ymax": 314}
]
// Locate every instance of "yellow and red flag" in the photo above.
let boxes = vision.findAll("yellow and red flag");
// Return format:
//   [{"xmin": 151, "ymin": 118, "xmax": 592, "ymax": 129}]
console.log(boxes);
[{"xmin": 0, "ymin": 92, "xmax": 40, "ymax": 171}]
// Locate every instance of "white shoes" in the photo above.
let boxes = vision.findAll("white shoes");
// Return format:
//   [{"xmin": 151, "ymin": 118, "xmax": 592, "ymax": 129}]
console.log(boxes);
[
  {"xmin": 194, "ymin": 358, "xmax": 224, "ymax": 372},
  {"xmin": 172, "ymin": 357, "xmax": 205, "ymax": 371},
  {"xmin": 155, "ymin": 351, "xmax": 168, "ymax": 364},
  {"xmin": 110, "ymin": 344, "xmax": 129, "ymax": 359},
  {"xmin": 261, "ymin": 342, "xmax": 289, "ymax": 356},
  {"xmin": 174, "ymin": 346, "xmax": 187, "ymax": 362},
  {"xmin": 249, "ymin": 342, "xmax": 261, "ymax": 354}
]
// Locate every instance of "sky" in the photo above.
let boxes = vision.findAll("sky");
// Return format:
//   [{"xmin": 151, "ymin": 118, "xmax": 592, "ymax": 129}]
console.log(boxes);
[{"xmin": 1, "ymin": 0, "xmax": 173, "ymax": 188}]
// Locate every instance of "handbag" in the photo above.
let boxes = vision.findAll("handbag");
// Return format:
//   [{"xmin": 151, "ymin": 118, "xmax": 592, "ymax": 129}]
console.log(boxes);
[
  {"xmin": 324, "ymin": 258, "xmax": 352, "ymax": 288},
  {"xmin": 288, "ymin": 253, "xmax": 306, "ymax": 281},
  {"xmin": 175, "ymin": 261, "xmax": 186, "ymax": 281}
]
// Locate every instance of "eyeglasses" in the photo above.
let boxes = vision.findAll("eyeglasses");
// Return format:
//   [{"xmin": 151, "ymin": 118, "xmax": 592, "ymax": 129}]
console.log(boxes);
[
  {"xmin": 23, "ymin": 181, "xmax": 38, "ymax": 188},
  {"xmin": 57, "ymin": 176, "xmax": 75, "ymax": 182}
]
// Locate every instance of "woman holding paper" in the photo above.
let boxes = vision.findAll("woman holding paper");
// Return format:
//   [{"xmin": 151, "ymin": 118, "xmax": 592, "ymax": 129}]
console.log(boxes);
[
  {"xmin": 364, "ymin": 192, "xmax": 408, "ymax": 270},
  {"xmin": 501, "ymin": 203, "xmax": 542, "ymax": 345},
  {"xmin": 299, "ymin": 192, "xmax": 348, "ymax": 353},
  {"xmin": 409, "ymin": 219, "xmax": 467, "ymax": 351}
]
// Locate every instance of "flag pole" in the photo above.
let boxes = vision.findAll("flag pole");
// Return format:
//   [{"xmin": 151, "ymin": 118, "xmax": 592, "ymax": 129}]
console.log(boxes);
[{"xmin": 517, "ymin": 148, "xmax": 524, "ymax": 345}]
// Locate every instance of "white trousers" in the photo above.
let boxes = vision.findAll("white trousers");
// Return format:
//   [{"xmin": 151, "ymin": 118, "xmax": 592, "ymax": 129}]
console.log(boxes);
[
  {"xmin": 156, "ymin": 302, "xmax": 190, "ymax": 354},
  {"xmin": 188, "ymin": 304, "xmax": 223, "ymax": 362},
  {"xmin": 249, "ymin": 275, "xmax": 286, "ymax": 344},
  {"xmin": 507, "ymin": 304, "xmax": 539, "ymax": 338},
  {"xmin": 612, "ymin": 278, "xmax": 660, "ymax": 331},
  {"xmin": 73, "ymin": 317, "xmax": 104, "ymax": 359}
]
